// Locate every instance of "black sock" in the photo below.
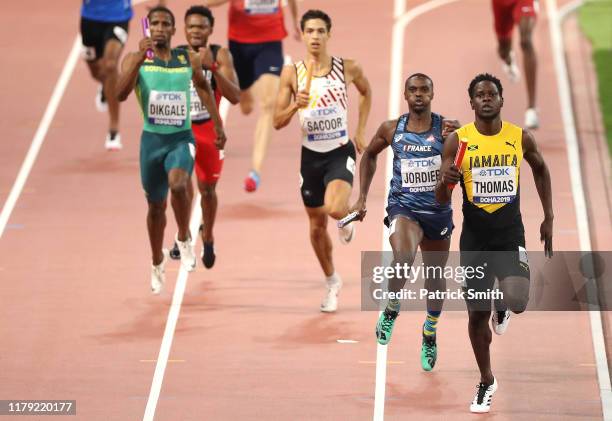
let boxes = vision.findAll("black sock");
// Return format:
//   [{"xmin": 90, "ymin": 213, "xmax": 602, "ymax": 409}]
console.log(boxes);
[{"xmin": 109, "ymin": 130, "xmax": 118, "ymax": 140}]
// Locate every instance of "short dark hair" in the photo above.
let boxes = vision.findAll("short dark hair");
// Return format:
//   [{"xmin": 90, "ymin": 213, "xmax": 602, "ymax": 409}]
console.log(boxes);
[
  {"xmin": 300, "ymin": 9, "xmax": 332, "ymax": 32},
  {"xmin": 468, "ymin": 73, "xmax": 503, "ymax": 99},
  {"xmin": 405, "ymin": 73, "xmax": 434, "ymax": 90},
  {"xmin": 185, "ymin": 5, "xmax": 214, "ymax": 27},
  {"xmin": 148, "ymin": 6, "xmax": 175, "ymax": 27}
]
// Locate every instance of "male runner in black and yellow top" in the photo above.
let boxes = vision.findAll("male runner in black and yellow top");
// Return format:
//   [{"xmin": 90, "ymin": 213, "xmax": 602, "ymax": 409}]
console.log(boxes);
[
  {"xmin": 436, "ymin": 73, "xmax": 553, "ymax": 414},
  {"xmin": 117, "ymin": 6, "xmax": 225, "ymax": 294}
]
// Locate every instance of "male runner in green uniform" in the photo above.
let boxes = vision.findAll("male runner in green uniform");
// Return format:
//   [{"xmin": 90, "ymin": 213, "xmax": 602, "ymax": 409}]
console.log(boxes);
[{"xmin": 117, "ymin": 6, "xmax": 226, "ymax": 293}]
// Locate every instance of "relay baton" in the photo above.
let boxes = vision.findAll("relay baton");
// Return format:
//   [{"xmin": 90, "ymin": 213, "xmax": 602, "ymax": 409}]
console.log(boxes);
[
  {"xmin": 448, "ymin": 138, "xmax": 468, "ymax": 190},
  {"xmin": 337, "ymin": 211, "xmax": 360, "ymax": 228},
  {"xmin": 304, "ymin": 60, "xmax": 314, "ymax": 92},
  {"xmin": 141, "ymin": 17, "xmax": 154, "ymax": 60}
]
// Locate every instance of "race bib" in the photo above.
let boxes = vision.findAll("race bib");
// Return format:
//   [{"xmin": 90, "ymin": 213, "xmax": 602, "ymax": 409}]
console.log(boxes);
[
  {"xmin": 245, "ymin": 0, "xmax": 279, "ymax": 14},
  {"xmin": 189, "ymin": 73, "xmax": 212, "ymax": 122},
  {"xmin": 401, "ymin": 155, "xmax": 441, "ymax": 193},
  {"xmin": 148, "ymin": 90, "xmax": 187, "ymax": 127},
  {"xmin": 471, "ymin": 166, "xmax": 517, "ymax": 204},
  {"xmin": 303, "ymin": 105, "xmax": 347, "ymax": 142}
]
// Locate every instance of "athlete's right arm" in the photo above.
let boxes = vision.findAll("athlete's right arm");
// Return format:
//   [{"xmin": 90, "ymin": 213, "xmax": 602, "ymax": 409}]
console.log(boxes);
[
  {"xmin": 213, "ymin": 48, "xmax": 240, "ymax": 104},
  {"xmin": 116, "ymin": 39, "xmax": 151, "ymax": 101},
  {"xmin": 349, "ymin": 120, "xmax": 395, "ymax": 221},
  {"xmin": 273, "ymin": 65, "xmax": 308, "ymax": 129},
  {"xmin": 435, "ymin": 131, "xmax": 460, "ymax": 205}
]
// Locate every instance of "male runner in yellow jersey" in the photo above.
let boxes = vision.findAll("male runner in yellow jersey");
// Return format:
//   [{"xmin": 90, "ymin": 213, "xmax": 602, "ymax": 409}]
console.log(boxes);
[
  {"xmin": 273, "ymin": 9, "xmax": 371, "ymax": 312},
  {"xmin": 436, "ymin": 73, "xmax": 553, "ymax": 413}
]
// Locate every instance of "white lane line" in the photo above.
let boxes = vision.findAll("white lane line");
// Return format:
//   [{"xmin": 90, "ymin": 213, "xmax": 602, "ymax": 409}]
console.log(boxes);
[
  {"xmin": 374, "ymin": 2, "xmax": 461, "ymax": 420},
  {"xmin": 546, "ymin": 1, "xmax": 612, "ymax": 419},
  {"xmin": 142, "ymin": 99, "xmax": 231, "ymax": 421},
  {"xmin": 0, "ymin": 36, "xmax": 81, "ymax": 238},
  {"xmin": 0, "ymin": 0, "xmax": 157, "ymax": 240}
]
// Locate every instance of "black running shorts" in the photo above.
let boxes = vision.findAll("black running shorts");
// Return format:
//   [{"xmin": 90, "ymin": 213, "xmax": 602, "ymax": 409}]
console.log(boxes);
[
  {"xmin": 80, "ymin": 17, "xmax": 129, "ymax": 61},
  {"xmin": 300, "ymin": 142, "xmax": 356, "ymax": 208}
]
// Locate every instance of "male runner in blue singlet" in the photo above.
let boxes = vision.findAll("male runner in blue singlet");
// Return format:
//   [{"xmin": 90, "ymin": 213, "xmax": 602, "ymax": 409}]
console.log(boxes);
[{"xmin": 351, "ymin": 73, "xmax": 459, "ymax": 371}]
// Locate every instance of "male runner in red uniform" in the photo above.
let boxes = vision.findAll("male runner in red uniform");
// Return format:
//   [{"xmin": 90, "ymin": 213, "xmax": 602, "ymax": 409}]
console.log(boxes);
[
  {"xmin": 170, "ymin": 5, "xmax": 240, "ymax": 268},
  {"xmin": 205, "ymin": 0, "xmax": 300, "ymax": 192},
  {"xmin": 492, "ymin": 0, "xmax": 539, "ymax": 129}
]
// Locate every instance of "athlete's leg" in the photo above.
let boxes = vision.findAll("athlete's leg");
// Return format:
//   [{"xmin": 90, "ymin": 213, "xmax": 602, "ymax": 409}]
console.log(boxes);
[
  {"xmin": 240, "ymin": 88, "xmax": 254, "ymax": 116},
  {"xmin": 324, "ymin": 179, "xmax": 352, "ymax": 220},
  {"xmin": 498, "ymin": 275, "xmax": 529, "ymax": 313},
  {"xmin": 421, "ymin": 238, "xmax": 450, "ymax": 313},
  {"xmin": 147, "ymin": 199, "xmax": 167, "ymax": 265},
  {"xmin": 198, "ymin": 180, "xmax": 217, "ymax": 243},
  {"xmin": 250, "ymin": 74, "xmax": 280, "ymax": 174},
  {"xmin": 101, "ymin": 38, "xmax": 124, "ymax": 134},
  {"xmin": 375, "ymin": 215, "xmax": 423, "ymax": 344},
  {"xmin": 168, "ymin": 168, "xmax": 191, "ymax": 242},
  {"xmin": 468, "ymin": 308, "xmax": 495, "ymax": 384},
  {"xmin": 305, "ymin": 206, "xmax": 334, "ymax": 276},
  {"xmin": 388, "ymin": 216, "xmax": 423, "ymax": 296},
  {"xmin": 518, "ymin": 16, "xmax": 537, "ymax": 109},
  {"xmin": 85, "ymin": 60, "xmax": 105, "ymax": 83}
]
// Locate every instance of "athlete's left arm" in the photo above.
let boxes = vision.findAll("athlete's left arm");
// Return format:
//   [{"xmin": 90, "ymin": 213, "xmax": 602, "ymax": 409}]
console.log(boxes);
[
  {"xmin": 441, "ymin": 119, "xmax": 460, "ymax": 139},
  {"xmin": 212, "ymin": 47, "xmax": 240, "ymax": 104},
  {"xmin": 286, "ymin": 0, "xmax": 301, "ymax": 41},
  {"xmin": 189, "ymin": 49, "xmax": 227, "ymax": 150},
  {"xmin": 344, "ymin": 59, "xmax": 372, "ymax": 154},
  {"xmin": 522, "ymin": 130, "xmax": 554, "ymax": 257}
]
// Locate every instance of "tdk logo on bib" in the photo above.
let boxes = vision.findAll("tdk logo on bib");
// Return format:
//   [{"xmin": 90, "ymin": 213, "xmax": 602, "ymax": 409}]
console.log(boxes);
[
  {"xmin": 401, "ymin": 155, "xmax": 441, "ymax": 193},
  {"xmin": 155, "ymin": 92, "xmax": 184, "ymax": 101},
  {"xmin": 478, "ymin": 167, "xmax": 512, "ymax": 177}
]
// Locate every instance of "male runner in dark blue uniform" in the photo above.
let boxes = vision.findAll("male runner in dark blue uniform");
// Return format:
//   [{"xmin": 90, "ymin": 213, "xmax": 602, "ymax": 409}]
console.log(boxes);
[
  {"xmin": 351, "ymin": 73, "xmax": 458, "ymax": 370},
  {"xmin": 80, "ymin": 0, "xmax": 166, "ymax": 150}
]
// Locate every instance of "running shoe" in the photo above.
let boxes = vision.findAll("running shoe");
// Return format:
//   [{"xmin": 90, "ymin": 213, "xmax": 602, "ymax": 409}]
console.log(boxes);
[
  {"xmin": 502, "ymin": 51, "xmax": 520, "ymax": 83},
  {"xmin": 338, "ymin": 222, "xmax": 355, "ymax": 245},
  {"xmin": 524, "ymin": 108, "xmax": 539, "ymax": 129},
  {"xmin": 169, "ymin": 242, "xmax": 180, "ymax": 260},
  {"xmin": 95, "ymin": 85, "xmax": 108, "ymax": 112},
  {"xmin": 175, "ymin": 233, "xmax": 196, "ymax": 272},
  {"xmin": 105, "ymin": 133, "xmax": 123, "ymax": 151},
  {"xmin": 421, "ymin": 331, "xmax": 437, "ymax": 371},
  {"xmin": 470, "ymin": 377, "xmax": 498, "ymax": 413},
  {"xmin": 375, "ymin": 308, "xmax": 399, "ymax": 345},
  {"xmin": 244, "ymin": 170, "xmax": 260, "ymax": 192},
  {"xmin": 202, "ymin": 241, "xmax": 215, "ymax": 268},
  {"xmin": 320, "ymin": 277, "xmax": 342, "ymax": 313},
  {"xmin": 151, "ymin": 249, "xmax": 168, "ymax": 295},
  {"xmin": 491, "ymin": 310, "xmax": 510, "ymax": 335}
]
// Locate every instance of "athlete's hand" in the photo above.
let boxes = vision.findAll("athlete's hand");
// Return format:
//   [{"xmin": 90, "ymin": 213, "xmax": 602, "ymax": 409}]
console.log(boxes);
[
  {"xmin": 349, "ymin": 198, "xmax": 367, "ymax": 221},
  {"xmin": 187, "ymin": 47, "xmax": 203, "ymax": 69},
  {"xmin": 355, "ymin": 129, "xmax": 367, "ymax": 154},
  {"xmin": 541, "ymin": 217, "xmax": 553, "ymax": 258},
  {"xmin": 440, "ymin": 164, "xmax": 461, "ymax": 186},
  {"xmin": 296, "ymin": 90, "xmax": 310, "ymax": 108},
  {"xmin": 200, "ymin": 47, "xmax": 215, "ymax": 70},
  {"xmin": 138, "ymin": 37, "xmax": 154, "ymax": 59},
  {"xmin": 293, "ymin": 23, "xmax": 301, "ymax": 41},
  {"xmin": 215, "ymin": 126, "xmax": 227, "ymax": 150},
  {"xmin": 442, "ymin": 119, "xmax": 460, "ymax": 139}
]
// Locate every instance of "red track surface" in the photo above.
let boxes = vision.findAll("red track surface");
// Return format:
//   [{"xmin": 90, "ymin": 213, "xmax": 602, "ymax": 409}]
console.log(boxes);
[{"xmin": 1, "ymin": 0, "xmax": 609, "ymax": 420}]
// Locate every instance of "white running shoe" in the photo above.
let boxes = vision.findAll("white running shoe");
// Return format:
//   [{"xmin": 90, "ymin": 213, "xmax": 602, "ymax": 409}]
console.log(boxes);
[
  {"xmin": 502, "ymin": 51, "xmax": 521, "ymax": 83},
  {"xmin": 151, "ymin": 249, "xmax": 169, "ymax": 295},
  {"xmin": 491, "ymin": 310, "xmax": 510, "ymax": 335},
  {"xmin": 320, "ymin": 277, "xmax": 343, "ymax": 313},
  {"xmin": 470, "ymin": 377, "xmax": 498, "ymax": 413},
  {"xmin": 95, "ymin": 85, "xmax": 108, "ymax": 112},
  {"xmin": 524, "ymin": 108, "xmax": 540, "ymax": 129},
  {"xmin": 339, "ymin": 222, "xmax": 355, "ymax": 245},
  {"xmin": 104, "ymin": 133, "xmax": 123, "ymax": 151},
  {"xmin": 175, "ymin": 233, "xmax": 196, "ymax": 272}
]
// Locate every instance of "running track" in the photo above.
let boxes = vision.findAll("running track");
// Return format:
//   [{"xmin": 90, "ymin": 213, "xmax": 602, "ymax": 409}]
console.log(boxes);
[{"xmin": 0, "ymin": 0, "xmax": 610, "ymax": 420}]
